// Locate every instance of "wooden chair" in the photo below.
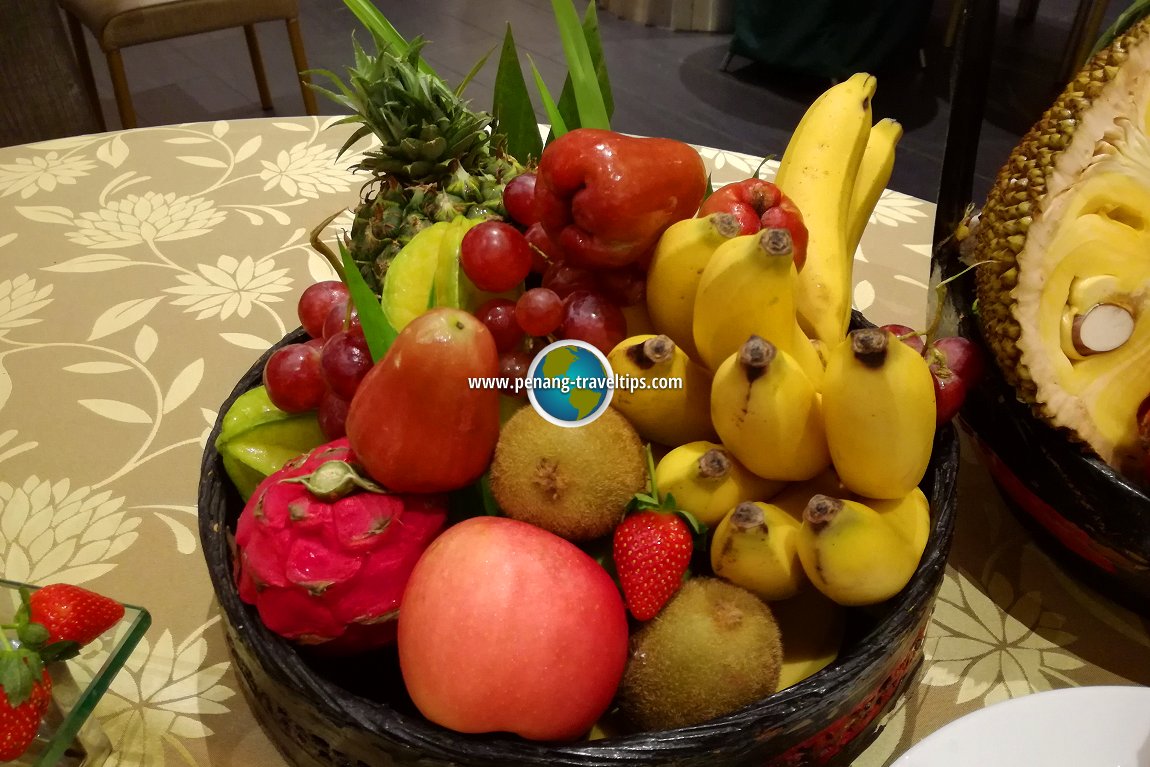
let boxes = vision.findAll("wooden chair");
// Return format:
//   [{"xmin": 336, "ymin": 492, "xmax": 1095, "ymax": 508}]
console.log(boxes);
[{"xmin": 58, "ymin": 0, "xmax": 320, "ymax": 130}]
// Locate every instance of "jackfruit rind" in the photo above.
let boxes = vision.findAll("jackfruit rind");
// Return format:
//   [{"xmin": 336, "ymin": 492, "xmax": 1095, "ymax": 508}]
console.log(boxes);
[{"xmin": 973, "ymin": 16, "xmax": 1150, "ymax": 476}]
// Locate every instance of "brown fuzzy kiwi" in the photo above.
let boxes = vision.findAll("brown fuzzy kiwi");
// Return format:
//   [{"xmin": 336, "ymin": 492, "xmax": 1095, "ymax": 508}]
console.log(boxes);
[
  {"xmin": 618, "ymin": 577, "xmax": 783, "ymax": 731},
  {"xmin": 488, "ymin": 407, "xmax": 647, "ymax": 541}
]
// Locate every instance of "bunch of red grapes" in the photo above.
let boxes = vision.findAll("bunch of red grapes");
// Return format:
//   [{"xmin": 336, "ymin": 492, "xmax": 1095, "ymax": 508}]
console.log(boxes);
[{"xmin": 263, "ymin": 280, "xmax": 370, "ymax": 439}]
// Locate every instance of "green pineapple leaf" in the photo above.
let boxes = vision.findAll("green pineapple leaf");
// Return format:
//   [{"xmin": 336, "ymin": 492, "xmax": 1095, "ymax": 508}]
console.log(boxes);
[
  {"xmin": 528, "ymin": 55, "xmax": 568, "ymax": 137},
  {"xmin": 340, "ymin": 240, "xmax": 397, "ymax": 362},
  {"xmin": 456, "ymin": 45, "xmax": 496, "ymax": 98},
  {"xmin": 549, "ymin": 0, "xmax": 611, "ymax": 131},
  {"xmin": 341, "ymin": 0, "xmax": 437, "ymax": 77},
  {"xmin": 1090, "ymin": 0, "xmax": 1150, "ymax": 57},
  {"xmin": 493, "ymin": 24, "xmax": 545, "ymax": 165},
  {"xmin": 554, "ymin": 1, "xmax": 614, "ymax": 135}
]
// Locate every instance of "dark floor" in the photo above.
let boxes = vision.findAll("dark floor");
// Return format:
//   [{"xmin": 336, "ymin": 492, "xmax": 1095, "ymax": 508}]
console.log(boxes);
[{"xmin": 68, "ymin": 0, "xmax": 1124, "ymax": 206}]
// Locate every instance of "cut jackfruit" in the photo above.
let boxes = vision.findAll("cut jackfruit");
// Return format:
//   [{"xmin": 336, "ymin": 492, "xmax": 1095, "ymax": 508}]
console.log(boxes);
[{"xmin": 974, "ymin": 18, "xmax": 1150, "ymax": 477}]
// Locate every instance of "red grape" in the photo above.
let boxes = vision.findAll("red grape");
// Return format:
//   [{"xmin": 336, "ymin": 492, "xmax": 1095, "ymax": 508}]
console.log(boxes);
[
  {"xmin": 499, "ymin": 350, "xmax": 533, "ymax": 398},
  {"xmin": 460, "ymin": 221, "xmax": 534, "ymax": 292},
  {"xmin": 475, "ymin": 298, "xmax": 525, "ymax": 353},
  {"xmin": 515, "ymin": 288, "xmax": 564, "ymax": 337},
  {"xmin": 930, "ymin": 336, "xmax": 985, "ymax": 385},
  {"xmin": 263, "ymin": 343, "xmax": 324, "ymax": 413},
  {"xmin": 502, "ymin": 173, "xmax": 539, "ymax": 228},
  {"xmin": 317, "ymin": 390, "xmax": 351, "ymax": 440},
  {"xmin": 542, "ymin": 259, "xmax": 601, "ymax": 299},
  {"xmin": 298, "ymin": 280, "xmax": 349, "ymax": 338},
  {"xmin": 599, "ymin": 266, "xmax": 647, "ymax": 307},
  {"xmin": 323, "ymin": 300, "xmax": 360, "ymax": 339},
  {"xmin": 321, "ymin": 327, "xmax": 373, "ymax": 400},
  {"xmin": 558, "ymin": 291, "xmax": 627, "ymax": 355},
  {"xmin": 931, "ymin": 366, "xmax": 969, "ymax": 424},
  {"xmin": 882, "ymin": 324, "xmax": 926, "ymax": 355},
  {"xmin": 524, "ymin": 222, "xmax": 562, "ymax": 274}
]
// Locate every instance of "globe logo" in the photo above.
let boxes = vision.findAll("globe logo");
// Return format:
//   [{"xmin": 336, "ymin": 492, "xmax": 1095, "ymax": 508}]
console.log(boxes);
[{"xmin": 526, "ymin": 339, "xmax": 614, "ymax": 427}]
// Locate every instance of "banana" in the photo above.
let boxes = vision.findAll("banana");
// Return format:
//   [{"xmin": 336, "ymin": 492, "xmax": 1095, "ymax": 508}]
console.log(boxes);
[
  {"xmin": 645, "ymin": 212, "xmax": 742, "ymax": 361},
  {"xmin": 846, "ymin": 117, "xmax": 903, "ymax": 256},
  {"xmin": 767, "ymin": 466, "xmax": 852, "ymax": 521},
  {"xmin": 772, "ymin": 586, "xmax": 845, "ymax": 691},
  {"xmin": 796, "ymin": 494, "xmax": 921, "ymax": 606},
  {"xmin": 821, "ymin": 327, "xmax": 937, "ymax": 499},
  {"xmin": 654, "ymin": 441, "xmax": 784, "ymax": 526},
  {"xmin": 710, "ymin": 335, "xmax": 831, "ymax": 482},
  {"xmin": 774, "ymin": 72, "xmax": 877, "ymax": 348},
  {"xmin": 869, "ymin": 486, "xmax": 931, "ymax": 558},
  {"xmin": 693, "ymin": 228, "xmax": 825, "ymax": 388},
  {"xmin": 607, "ymin": 334, "xmax": 716, "ymax": 447},
  {"xmin": 621, "ymin": 302, "xmax": 657, "ymax": 337},
  {"xmin": 711, "ymin": 501, "xmax": 806, "ymax": 601}
]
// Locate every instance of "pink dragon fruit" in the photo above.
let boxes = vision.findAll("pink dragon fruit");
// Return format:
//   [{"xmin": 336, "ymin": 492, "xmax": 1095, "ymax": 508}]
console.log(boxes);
[{"xmin": 233, "ymin": 437, "xmax": 448, "ymax": 654}]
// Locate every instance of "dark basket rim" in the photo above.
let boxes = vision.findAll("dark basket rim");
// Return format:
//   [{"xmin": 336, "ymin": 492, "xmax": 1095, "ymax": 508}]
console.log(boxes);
[{"xmin": 198, "ymin": 319, "xmax": 959, "ymax": 763}]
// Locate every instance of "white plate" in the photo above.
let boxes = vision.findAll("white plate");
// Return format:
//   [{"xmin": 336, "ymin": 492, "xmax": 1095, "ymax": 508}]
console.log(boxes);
[{"xmin": 892, "ymin": 686, "xmax": 1150, "ymax": 767}]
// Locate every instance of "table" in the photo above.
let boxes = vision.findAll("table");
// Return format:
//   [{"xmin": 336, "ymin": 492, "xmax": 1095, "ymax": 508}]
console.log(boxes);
[{"xmin": 1, "ymin": 116, "xmax": 1146, "ymax": 767}]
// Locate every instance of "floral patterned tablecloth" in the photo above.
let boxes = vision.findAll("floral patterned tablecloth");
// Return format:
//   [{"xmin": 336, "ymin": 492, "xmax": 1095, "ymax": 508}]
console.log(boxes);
[{"xmin": 1, "ymin": 116, "xmax": 1146, "ymax": 767}]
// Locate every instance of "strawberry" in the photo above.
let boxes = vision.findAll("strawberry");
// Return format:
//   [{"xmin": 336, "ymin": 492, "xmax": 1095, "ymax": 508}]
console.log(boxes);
[
  {"xmin": 27, "ymin": 584, "xmax": 124, "ymax": 652},
  {"xmin": 613, "ymin": 510, "xmax": 695, "ymax": 621},
  {"xmin": 0, "ymin": 656, "xmax": 52, "ymax": 761}
]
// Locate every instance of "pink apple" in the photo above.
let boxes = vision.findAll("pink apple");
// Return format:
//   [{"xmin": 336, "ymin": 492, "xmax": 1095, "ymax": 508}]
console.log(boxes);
[{"xmin": 396, "ymin": 516, "xmax": 629, "ymax": 742}]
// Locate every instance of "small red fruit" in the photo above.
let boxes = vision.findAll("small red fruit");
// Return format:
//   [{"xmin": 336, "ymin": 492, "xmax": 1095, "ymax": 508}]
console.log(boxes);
[
  {"xmin": 502, "ymin": 173, "xmax": 540, "ymax": 227},
  {"xmin": 0, "ymin": 667, "xmax": 52, "ymax": 762},
  {"xmin": 882, "ymin": 324, "xmax": 926, "ymax": 355},
  {"xmin": 460, "ymin": 221, "xmax": 533, "ymax": 293},
  {"xmin": 613, "ymin": 510, "xmax": 694, "ymax": 620},
  {"xmin": 930, "ymin": 335, "xmax": 986, "ymax": 385},
  {"xmin": 28, "ymin": 584, "xmax": 125, "ymax": 647}
]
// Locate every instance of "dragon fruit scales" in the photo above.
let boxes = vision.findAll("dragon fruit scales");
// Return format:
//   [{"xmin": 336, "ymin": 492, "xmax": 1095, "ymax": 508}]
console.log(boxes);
[{"xmin": 234, "ymin": 437, "xmax": 448, "ymax": 654}]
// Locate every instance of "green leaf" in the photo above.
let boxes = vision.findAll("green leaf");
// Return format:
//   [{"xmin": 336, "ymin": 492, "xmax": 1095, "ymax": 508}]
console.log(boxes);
[
  {"xmin": 15, "ymin": 621, "xmax": 48, "ymax": 648},
  {"xmin": 427, "ymin": 278, "xmax": 438, "ymax": 311},
  {"xmin": 493, "ymin": 25, "xmax": 545, "ymax": 164},
  {"xmin": 340, "ymin": 0, "xmax": 437, "ymax": 76},
  {"xmin": 554, "ymin": 1, "xmax": 614, "ymax": 134},
  {"xmin": 478, "ymin": 473, "xmax": 501, "ymax": 516},
  {"xmin": 549, "ymin": 0, "xmax": 611, "ymax": 130},
  {"xmin": 528, "ymin": 56, "xmax": 568, "ymax": 137},
  {"xmin": 456, "ymin": 45, "xmax": 496, "ymax": 97},
  {"xmin": 340, "ymin": 241, "xmax": 397, "ymax": 362},
  {"xmin": 0, "ymin": 648, "xmax": 42, "ymax": 707},
  {"xmin": 1090, "ymin": 0, "xmax": 1150, "ymax": 58}
]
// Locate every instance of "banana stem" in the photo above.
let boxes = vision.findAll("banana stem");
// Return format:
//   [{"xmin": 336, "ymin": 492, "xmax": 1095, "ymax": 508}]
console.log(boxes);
[{"xmin": 697, "ymin": 449, "xmax": 732, "ymax": 479}]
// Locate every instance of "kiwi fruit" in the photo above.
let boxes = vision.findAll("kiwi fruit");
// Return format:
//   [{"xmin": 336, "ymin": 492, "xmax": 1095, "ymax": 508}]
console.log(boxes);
[
  {"xmin": 618, "ymin": 577, "xmax": 783, "ymax": 731},
  {"xmin": 489, "ymin": 406, "xmax": 647, "ymax": 541}
]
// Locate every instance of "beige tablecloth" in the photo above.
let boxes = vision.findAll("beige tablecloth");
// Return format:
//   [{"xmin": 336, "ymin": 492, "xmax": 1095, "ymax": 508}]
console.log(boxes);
[{"xmin": 1, "ymin": 116, "xmax": 1146, "ymax": 766}]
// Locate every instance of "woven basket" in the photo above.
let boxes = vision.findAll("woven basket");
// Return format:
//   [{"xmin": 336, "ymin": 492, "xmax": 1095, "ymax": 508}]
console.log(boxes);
[{"xmin": 199, "ymin": 317, "xmax": 960, "ymax": 767}]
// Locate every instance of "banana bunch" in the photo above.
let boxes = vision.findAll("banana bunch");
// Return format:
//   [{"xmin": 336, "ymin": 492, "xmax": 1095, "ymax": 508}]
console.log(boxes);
[
  {"xmin": 654, "ymin": 441, "xmax": 784, "ymax": 526},
  {"xmin": 711, "ymin": 501, "xmax": 805, "ymax": 601},
  {"xmin": 795, "ymin": 490, "xmax": 930, "ymax": 606},
  {"xmin": 607, "ymin": 334, "xmax": 716, "ymax": 447}
]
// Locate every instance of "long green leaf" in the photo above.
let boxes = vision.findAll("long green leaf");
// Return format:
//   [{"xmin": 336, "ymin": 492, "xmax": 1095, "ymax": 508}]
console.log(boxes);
[
  {"xmin": 340, "ymin": 0, "xmax": 437, "ymax": 76},
  {"xmin": 1090, "ymin": 0, "xmax": 1150, "ymax": 58},
  {"xmin": 549, "ymin": 0, "xmax": 610, "ymax": 130},
  {"xmin": 340, "ymin": 241, "xmax": 397, "ymax": 362},
  {"xmin": 555, "ymin": 1, "xmax": 614, "ymax": 133},
  {"xmin": 528, "ymin": 55, "xmax": 568, "ymax": 137},
  {"xmin": 493, "ymin": 25, "xmax": 545, "ymax": 164}
]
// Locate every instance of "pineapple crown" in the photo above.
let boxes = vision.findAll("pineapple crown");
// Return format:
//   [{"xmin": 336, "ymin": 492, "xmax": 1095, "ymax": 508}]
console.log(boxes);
[{"xmin": 312, "ymin": 36, "xmax": 502, "ymax": 185}]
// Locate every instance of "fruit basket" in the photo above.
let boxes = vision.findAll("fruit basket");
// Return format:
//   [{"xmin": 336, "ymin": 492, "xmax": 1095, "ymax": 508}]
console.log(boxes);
[{"xmin": 198, "ymin": 317, "xmax": 960, "ymax": 767}]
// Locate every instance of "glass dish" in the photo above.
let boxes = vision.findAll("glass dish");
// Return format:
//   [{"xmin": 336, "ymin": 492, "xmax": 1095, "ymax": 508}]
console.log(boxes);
[{"xmin": 1, "ymin": 579, "xmax": 150, "ymax": 767}]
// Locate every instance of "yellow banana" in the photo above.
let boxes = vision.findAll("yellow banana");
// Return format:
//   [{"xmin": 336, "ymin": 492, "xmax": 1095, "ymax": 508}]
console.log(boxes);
[
  {"xmin": 767, "ymin": 466, "xmax": 853, "ymax": 521},
  {"xmin": 821, "ymin": 327, "xmax": 937, "ymax": 499},
  {"xmin": 869, "ymin": 486, "xmax": 931, "ymax": 558},
  {"xmin": 772, "ymin": 586, "xmax": 845, "ymax": 691},
  {"xmin": 711, "ymin": 501, "xmax": 806, "ymax": 601},
  {"xmin": 607, "ymin": 334, "xmax": 716, "ymax": 447},
  {"xmin": 710, "ymin": 335, "xmax": 831, "ymax": 482},
  {"xmin": 774, "ymin": 72, "xmax": 877, "ymax": 347},
  {"xmin": 654, "ymin": 441, "xmax": 784, "ymax": 527},
  {"xmin": 693, "ymin": 228, "xmax": 825, "ymax": 388},
  {"xmin": 846, "ymin": 117, "xmax": 902, "ymax": 256},
  {"xmin": 621, "ymin": 302, "xmax": 657, "ymax": 337},
  {"xmin": 796, "ymin": 494, "xmax": 921, "ymax": 606},
  {"xmin": 645, "ymin": 212, "xmax": 742, "ymax": 362}
]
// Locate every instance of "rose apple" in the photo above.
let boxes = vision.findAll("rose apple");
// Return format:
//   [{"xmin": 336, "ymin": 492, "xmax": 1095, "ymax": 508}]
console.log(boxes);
[
  {"xmin": 345, "ymin": 308, "xmax": 500, "ymax": 493},
  {"xmin": 397, "ymin": 516, "xmax": 629, "ymax": 741}
]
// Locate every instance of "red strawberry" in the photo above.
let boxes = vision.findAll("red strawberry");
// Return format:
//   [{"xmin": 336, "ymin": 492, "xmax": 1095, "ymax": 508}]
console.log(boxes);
[
  {"xmin": 28, "ymin": 584, "xmax": 125, "ymax": 648},
  {"xmin": 0, "ymin": 664, "xmax": 52, "ymax": 761},
  {"xmin": 613, "ymin": 510, "xmax": 695, "ymax": 621}
]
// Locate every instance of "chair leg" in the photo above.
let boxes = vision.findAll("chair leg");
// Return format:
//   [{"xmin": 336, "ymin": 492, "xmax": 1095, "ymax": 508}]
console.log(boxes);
[
  {"xmin": 285, "ymin": 17, "xmax": 319, "ymax": 116},
  {"xmin": 105, "ymin": 49, "xmax": 137, "ymax": 129},
  {"xmin": 63, "ymin": 9, "xmax": 107, "ymax": 132},
  {"xmin": 243, "ymin": 24, "xmax": 275, "ymax": 111}
]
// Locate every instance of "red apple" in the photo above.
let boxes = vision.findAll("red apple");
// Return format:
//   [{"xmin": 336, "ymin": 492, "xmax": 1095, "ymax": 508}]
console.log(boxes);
[
  {"xmin": 397, "ymin": 516, "xmax": 629, "ymax": 741},
  {"xmin": 345, "ymin": 308, "xmax": 500, "ymax": 493}
]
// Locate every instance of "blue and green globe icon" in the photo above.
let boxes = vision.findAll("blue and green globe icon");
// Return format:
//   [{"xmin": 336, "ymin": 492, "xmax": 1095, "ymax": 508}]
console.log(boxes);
[{"xmin": 527, "ymin": 340, "xmax": 614, "ymax": 427}]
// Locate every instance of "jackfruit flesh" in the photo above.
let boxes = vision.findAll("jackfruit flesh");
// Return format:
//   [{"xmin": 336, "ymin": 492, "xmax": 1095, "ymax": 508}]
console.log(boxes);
[{"xmin": 974, "ymin": 19, "xmax": 1150, "ymax": 478}]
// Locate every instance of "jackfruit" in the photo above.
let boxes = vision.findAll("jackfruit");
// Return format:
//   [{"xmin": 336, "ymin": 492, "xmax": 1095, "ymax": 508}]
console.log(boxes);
[{"xmin": 973, "ymin": 17, "xmax": 1150, "ymax": 478}]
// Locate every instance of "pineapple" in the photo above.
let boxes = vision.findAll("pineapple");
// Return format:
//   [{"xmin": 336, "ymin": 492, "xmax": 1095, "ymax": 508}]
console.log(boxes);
[
  {"xmin": 314, "ymin": 37, "xmax": 524, "ymax": 292},
  {"xmin": 972, "ymin": 16, "xmax": 1150, "ymax": 477}
]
